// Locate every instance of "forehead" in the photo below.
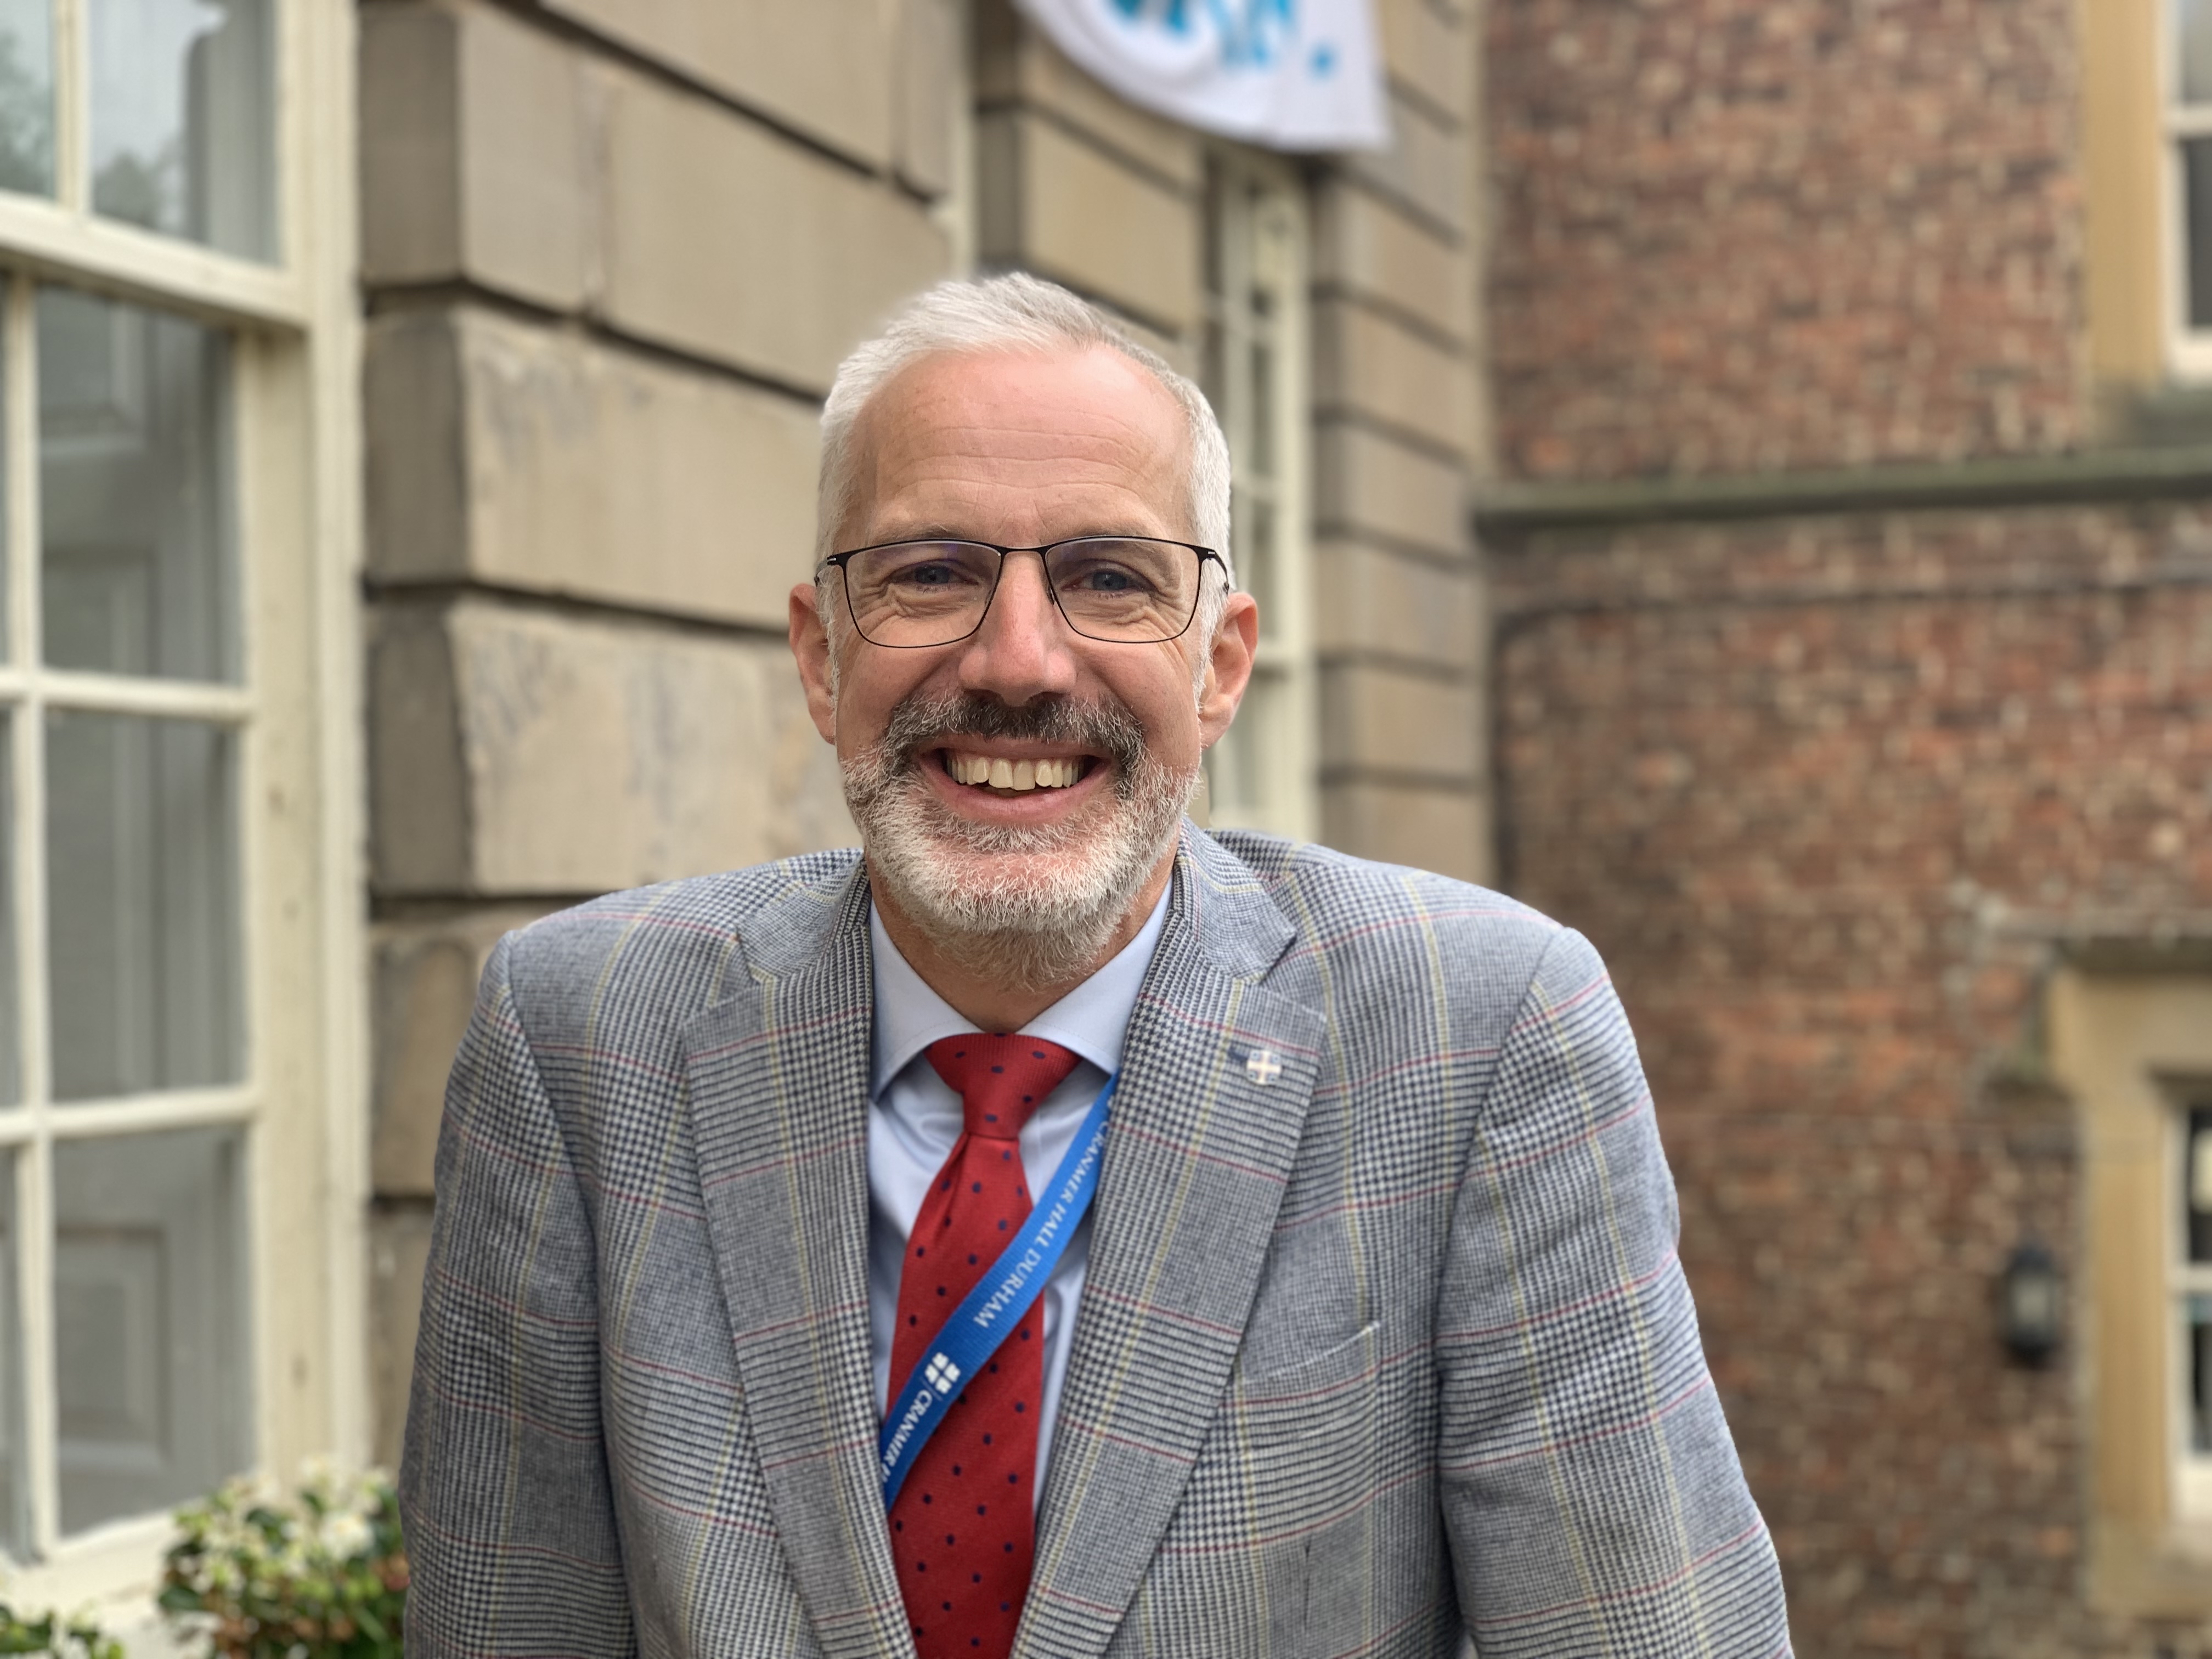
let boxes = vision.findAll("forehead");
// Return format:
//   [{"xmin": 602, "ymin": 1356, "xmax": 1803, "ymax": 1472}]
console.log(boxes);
[{"xmin": 847, "ymin": 346, "xmax": 1189, "ymax": 539}]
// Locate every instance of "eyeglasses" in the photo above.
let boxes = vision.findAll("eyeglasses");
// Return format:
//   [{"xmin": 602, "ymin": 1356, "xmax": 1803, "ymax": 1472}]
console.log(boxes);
[{"xmin": 821, "ymin": 537, "xmax": 1226, "ymax": 648}]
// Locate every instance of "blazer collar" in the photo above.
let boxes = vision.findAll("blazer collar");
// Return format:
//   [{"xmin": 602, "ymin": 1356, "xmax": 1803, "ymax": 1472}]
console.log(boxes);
[
  {"xmin": 681, "ymin": 826, "xmax": 1312, "ymax": 1659},
  {"xmin": 1016, "ymin": 827, "xmax": 1320, "ymax": 1659}
]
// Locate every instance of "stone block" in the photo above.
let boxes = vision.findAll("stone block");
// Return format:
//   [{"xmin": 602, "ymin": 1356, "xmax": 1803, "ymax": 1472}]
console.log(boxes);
[
  {"xmin": 896, "ymin": 0, "xmax": 963, "ymax": 198},
  {"xmin": 359, "ymin": 1, "xmax": 591, "ymax": 312},
  {"xmin": 1321, "ymin": 662, "xmax": 1480, "ymax": 779},
  {"xmin": 1344, "ymin": 88, "xmax": 1469, "ymax": 236},
  {"xmin": 542, "ymin": 0, "xmax": 900, "ymax": 171},
  {"xmin": 1316, "ymin": 421, "xmax": 1469, "ymax": 558},
  {"xmin": 975, "ymin": 0, "xmax": 1201, "ymax": 189},
  {"xmin": 1314, "ymin": 540, "xmax": 1482, "ymax": 670},
  {"xmin": 371, "ymin": 907, "xmax": 555, "ymax": 1199},
  {"xmin": 369, "ymin": 1204, "xmax": 434, "ymax": 1470},
  {"xmin": 1376, "ymin": 0, "xmax": 1471, "ymax": 123},
  {"xmin": 1314, "ymin": 297, "xmax": 1476, "ymax": 457},
  {"xmin": 370, "ymin": 599, "xmax": 857, "ymax": 898},
  {"xmin": 979, "ymin": 109, "xmax": 1200, "ymax": 336},
  {"xmin": 600, "ymin": 65, "xmax": 949, "ymax": 392},
  {"xmin": 1312, "ymin": 178, "xmax": 1475, "ymax": 343},
  {"xmin": 365, "ymin": 308, "xmax": 820, "ymax": 628},
  {"xmin": 1321, "ymin": 780, "xmax": 1488, "ymax": 884}
]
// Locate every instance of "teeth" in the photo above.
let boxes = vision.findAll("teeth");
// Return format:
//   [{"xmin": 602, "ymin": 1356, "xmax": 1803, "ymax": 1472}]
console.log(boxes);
[{"xmin": 947, "ymin": 752, "xmax": 1086, "ymax": 791}]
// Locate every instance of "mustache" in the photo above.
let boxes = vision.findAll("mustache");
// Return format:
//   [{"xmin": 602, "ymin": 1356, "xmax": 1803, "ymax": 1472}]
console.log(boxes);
[{"xmin": 877, "ymin": 690, "xmax": 1148, "ymax": 787}]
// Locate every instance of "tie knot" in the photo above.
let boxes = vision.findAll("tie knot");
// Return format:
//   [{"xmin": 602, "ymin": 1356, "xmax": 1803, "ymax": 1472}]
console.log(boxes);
[{"xmin": 926, "ymin": 1033, "xmax": 1080, "ymax": 1139}]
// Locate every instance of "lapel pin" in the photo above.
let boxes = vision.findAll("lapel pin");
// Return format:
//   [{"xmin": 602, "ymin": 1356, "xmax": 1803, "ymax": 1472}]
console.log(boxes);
[{"xmin": 1244, "ymin": 1048, "xmax": 1283, "ymax": 1086}]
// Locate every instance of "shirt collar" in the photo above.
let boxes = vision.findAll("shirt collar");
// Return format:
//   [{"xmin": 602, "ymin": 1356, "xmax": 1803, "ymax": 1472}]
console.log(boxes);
[{"xmin": 868, "ymin": 883, "xmax": 1173, "ymax": 1098}]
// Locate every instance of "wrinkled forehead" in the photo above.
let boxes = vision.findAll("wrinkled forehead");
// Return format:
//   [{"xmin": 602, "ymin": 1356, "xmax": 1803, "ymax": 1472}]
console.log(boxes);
[{"xmin": 844, "ymin": 347, "xmax": 1192, "ymax": 538}]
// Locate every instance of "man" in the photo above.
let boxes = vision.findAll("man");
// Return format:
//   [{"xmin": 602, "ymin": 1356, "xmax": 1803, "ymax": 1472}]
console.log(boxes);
[{"xmin": 402, "ymin": 274, "xmax": 1791, "ymax": 1658}]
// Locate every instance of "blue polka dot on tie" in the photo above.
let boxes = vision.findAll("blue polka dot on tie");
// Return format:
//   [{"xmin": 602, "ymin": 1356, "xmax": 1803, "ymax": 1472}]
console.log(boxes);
[{"xmin": 991, "ymin": 1064, "xmax": 1004, "ymax": 1074}]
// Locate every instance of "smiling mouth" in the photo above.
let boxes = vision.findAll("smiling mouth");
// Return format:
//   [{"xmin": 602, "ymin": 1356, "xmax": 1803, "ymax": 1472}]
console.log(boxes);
[{"xmin": 938, "ymin": 749, "xmax": 1098, "ymax": 794}]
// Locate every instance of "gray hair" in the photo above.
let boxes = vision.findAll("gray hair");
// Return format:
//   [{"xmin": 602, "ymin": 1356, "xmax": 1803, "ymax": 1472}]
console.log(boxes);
[{"xmin": 816, "ymin": 273, "xmax": 1234, "ymax": 592}]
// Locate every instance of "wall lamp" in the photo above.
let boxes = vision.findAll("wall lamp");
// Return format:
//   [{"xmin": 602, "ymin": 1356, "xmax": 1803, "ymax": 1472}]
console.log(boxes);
[{"xmin": 2000, "ymin": 1242, "xmax": 2063, "ymax": 1364}]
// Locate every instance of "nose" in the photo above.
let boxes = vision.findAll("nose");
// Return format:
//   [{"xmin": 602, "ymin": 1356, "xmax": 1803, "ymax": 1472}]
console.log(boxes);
[{"xmin": 956, "ymin": 550, "xmax": 1079, "ymax": 704}]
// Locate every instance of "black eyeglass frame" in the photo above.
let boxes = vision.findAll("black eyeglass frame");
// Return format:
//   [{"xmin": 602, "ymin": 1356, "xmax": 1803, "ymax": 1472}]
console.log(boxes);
[{"xmin": 820, "ymin": 536, "xmax": 1229, "ymax": 648}]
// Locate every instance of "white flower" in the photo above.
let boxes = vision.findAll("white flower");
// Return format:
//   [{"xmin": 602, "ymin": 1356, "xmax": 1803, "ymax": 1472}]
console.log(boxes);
[{"xmin": 320, "ymin": 1512, "xmax": 372, "ymax": 1561}]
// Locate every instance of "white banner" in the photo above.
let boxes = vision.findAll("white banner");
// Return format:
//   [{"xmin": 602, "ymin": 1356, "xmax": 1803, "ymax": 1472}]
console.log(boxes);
[{"xmin": 1013, "ymin": 0, "xmax": 1391, "ymax": 154}]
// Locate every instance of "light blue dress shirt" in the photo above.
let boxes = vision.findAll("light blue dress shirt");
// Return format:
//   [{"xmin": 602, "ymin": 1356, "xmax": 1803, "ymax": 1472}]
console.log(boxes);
[{"xmin": 867, "ymin": 887, "xmax": 1171, "ymax": 1489}]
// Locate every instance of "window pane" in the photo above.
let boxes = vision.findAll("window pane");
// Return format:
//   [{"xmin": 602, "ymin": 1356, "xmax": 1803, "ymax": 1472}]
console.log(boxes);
[
  {"xmin": 0, "ymin": 1155, "xmax": 24, "ymax": 1556},
  {"xmin": 2186, "ymin": 139, "xmax": 2212, "ymax": 331},
  {"xmin": 47, "ymin": 713, "xmax": 240, "ymax": 1101},
  {"xmin": 2182, "ymin": 0, "xmax": 2212, "ymax": 104},
  {"xmin": 2191, "ymin": 1294, "xmax": 2212, "ymax": 1457},
  {"xmin": 0, "ymin": 1, "xmax": 52, "ymax": 198},
  {"xmin": 2189, "ymin": 1105, "xmax": 2212, "ymax": 1265},
  {"xmin": 53, "ymin": 1127, "xmax": 247, "ymax": 1534},
  {"xmin": 0, "ymin": 718, "xmax": 19, "ymax": 1109},
  {"xmin": 88, "ymin": 0, "xmax": 275, "ymax": 261},
  {"xmin": 40, "ymin": 288, "xmax": 238, "ymax": 682}
]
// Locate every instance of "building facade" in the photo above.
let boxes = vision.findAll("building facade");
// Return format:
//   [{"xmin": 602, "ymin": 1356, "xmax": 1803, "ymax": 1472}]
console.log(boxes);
[
  {"xmin": 0, "ymin": 3, "xmax": 2204, "ymax": 1657},
  {"xmin": 1483, "ymin": 1, "xmax": 2212, "ymax": 1655}
]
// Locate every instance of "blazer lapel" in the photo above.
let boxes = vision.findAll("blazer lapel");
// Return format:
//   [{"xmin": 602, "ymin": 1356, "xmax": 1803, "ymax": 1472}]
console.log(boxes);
[
  {"xmin": 681, "ymin": 868, "xmax": 912, "ymax": 1659},
  {"xmin": 1018, "ymin": 832, "xmax": 1322, "ymax": 1659}
]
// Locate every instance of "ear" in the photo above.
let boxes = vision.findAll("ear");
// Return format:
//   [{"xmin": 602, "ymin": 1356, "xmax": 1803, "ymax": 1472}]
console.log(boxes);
[
  {"xmin": 789, "ymin": 579, "xmax": 839, "ymax": 743},
  {"xmin": 1195, "ymin": 590, "xmax": 1260, "ymax": 749}
]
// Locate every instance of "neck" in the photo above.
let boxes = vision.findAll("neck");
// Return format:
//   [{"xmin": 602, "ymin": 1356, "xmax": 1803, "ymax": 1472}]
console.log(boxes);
[{"xmin": 869, "ymin": 850, "xmax": 1175, "ymax": 1032}]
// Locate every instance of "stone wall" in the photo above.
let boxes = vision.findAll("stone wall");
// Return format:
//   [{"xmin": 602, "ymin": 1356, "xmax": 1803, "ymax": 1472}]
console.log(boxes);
[
  {"xmin": 356, "ymin": 0, "xmax": 956, "ymax": 1463},
  {"xmin": 976, "ymin": 0, "xmax": 1493, "ymax": 881},
  {"xmin": 357, "ymin": 0, "xmax": 1492, "ymax": 1466}
]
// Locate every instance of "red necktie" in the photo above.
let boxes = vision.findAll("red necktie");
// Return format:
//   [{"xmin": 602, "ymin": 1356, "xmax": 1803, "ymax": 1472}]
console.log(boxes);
[{"xmin": 889, "ymin": 1033, "xmax": 1081, "ymax": 1659}]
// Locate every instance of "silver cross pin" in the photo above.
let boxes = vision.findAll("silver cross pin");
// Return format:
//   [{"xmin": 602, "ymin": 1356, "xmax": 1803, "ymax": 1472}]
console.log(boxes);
[{"xmin": 1244, "ymin": 1048, "xmax": 1283, "ymax": 1086}]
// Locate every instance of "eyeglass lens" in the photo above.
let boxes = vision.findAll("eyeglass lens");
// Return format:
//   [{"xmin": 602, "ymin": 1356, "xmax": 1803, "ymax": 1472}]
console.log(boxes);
[{"xmin": 840, "ymin": 539, "xmax": 1203, "ymax": 646}]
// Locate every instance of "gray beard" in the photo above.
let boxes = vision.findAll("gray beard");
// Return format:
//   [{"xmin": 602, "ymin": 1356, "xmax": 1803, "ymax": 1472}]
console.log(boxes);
[{"xmin": 840, "ymin": 691, "xmax": 1194, "ymax": 996}]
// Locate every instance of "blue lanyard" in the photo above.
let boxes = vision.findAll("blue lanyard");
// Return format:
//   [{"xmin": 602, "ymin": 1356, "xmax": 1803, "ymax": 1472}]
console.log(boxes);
[{"xmin": 878, "ymin": 1073, "xmax": 1117, "ymax": 1509}]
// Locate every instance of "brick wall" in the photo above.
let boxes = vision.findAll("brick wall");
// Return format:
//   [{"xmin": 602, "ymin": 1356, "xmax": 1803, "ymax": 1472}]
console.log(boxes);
[
  {"xmin": 1486, "ymin": 0, "xmax": 2084, "ymax": 481},
  {"xmin": 1491, "ymin": 500, "xmax": 2212, "ymax": 1657},
  {"xmin": 1483, "ymin": 1, "xmax": 2212, "ymax": 1651}
]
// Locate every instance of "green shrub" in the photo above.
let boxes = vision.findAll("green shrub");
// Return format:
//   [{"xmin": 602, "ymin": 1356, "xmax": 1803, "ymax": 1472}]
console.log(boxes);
[
  {"xmin": 0, "ymin": 1607, "xmax": 119, "ymax": 1659},
  {"xmin": 160, "ymin": 1464, "xmax": 408, "ymax": 1659}
]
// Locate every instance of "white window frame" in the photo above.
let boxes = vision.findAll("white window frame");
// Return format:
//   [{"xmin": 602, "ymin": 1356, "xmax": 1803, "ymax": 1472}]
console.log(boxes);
[
  {"xmin": 2174, "ymin": 1095, "xmax": 2212, "ymax": 1520},
  {"xmin": 2164, "ymin": 3, "xmax": 2212, "ymax": 377},
  {"xmin": 0, "ymin": 0, "xmax": 363, "ymax": 1615},
  {"xmin": 1200, "ymin": 145, "xmax": 1316, "ymax": 842}
]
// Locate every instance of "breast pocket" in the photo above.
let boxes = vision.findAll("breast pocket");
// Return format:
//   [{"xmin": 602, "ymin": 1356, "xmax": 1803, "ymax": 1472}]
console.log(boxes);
[
  {"xmin": 1210, "ymin": 1323, "xmax": 1383, "ymax": 1657},
  {"xmin": 1228, "ymin": 1322, "xmax": 1381, "ymax": 1543}
]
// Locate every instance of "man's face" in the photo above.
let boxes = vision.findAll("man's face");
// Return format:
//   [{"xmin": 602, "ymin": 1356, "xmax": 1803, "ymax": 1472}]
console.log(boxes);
[{"xmin": 787, "ymin": 346, "xmax": 1257, "ymax": 973}]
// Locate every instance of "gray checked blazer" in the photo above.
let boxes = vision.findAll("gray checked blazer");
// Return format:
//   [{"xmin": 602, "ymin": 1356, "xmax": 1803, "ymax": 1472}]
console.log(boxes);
[{"xmin": 402, "ymin": 826, "xmax": 1791, "ymax": 1658}]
